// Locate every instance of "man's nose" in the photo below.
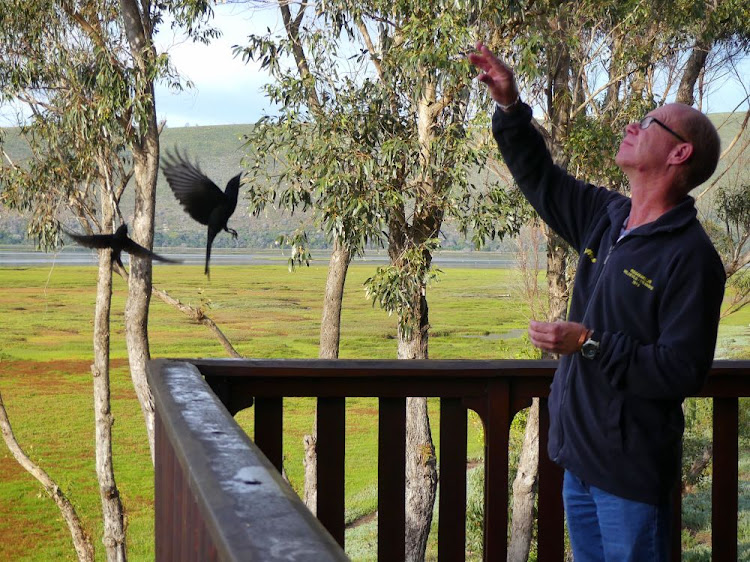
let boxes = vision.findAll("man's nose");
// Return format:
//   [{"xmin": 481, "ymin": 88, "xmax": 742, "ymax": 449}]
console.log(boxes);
[{"xmin": 624, "ymin": 121, "xmax": 639, "ymax": 136}]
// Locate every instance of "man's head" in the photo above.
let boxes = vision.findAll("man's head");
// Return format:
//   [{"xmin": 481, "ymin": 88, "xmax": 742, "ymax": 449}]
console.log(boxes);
[{"xmin": 616, "ymin": 103, "xmax": 720, "ymax": 195}]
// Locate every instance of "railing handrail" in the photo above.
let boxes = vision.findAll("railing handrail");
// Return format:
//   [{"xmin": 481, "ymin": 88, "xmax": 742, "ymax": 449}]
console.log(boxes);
[
  {"xmin": 149, "ymin": 359, "xmax": 350, "ymax": 562},
  {"xmin": 148, "ymin": 358, "xmax": 749, "ymax": 562}
]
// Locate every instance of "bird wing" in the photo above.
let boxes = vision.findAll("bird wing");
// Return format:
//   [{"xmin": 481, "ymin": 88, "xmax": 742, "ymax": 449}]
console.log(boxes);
[
  {"xmin": 64, "ymin": 229, "xmax": 114, "ymax": 250},
  {"xmin": 122, "ymin": 237, "xmax": 181, "ymax": 263},
  {"xmin": 161, "ymin": 149, "xmax": 226, "ymax": 226}
]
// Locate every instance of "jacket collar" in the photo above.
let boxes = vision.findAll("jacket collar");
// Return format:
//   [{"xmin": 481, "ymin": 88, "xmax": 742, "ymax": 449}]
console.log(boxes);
[{"xmin": 606, "ymin": 195, "xmax": 696, "ymax": 242}]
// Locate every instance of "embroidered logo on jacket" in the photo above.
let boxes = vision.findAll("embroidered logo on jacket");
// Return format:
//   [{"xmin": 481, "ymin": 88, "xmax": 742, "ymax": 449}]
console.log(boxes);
[
  {"xmin": 624, "ymin": 268, "xmax": 654, "ymax": 291},
  {"xmin": 583, "ymin": 248, "xmax": 597, "ymax": 263}
]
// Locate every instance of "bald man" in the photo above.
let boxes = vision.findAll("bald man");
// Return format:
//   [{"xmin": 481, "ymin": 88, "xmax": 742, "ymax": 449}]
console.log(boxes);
[{"xmin": 470, "ymin": 43, "xmax": 725, "ymax": 561}]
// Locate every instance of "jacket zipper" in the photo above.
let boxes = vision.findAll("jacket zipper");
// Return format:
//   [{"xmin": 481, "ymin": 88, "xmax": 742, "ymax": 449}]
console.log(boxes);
[
  {"xmin": 580, "ymin": 240, "xmax": 618, "ymax": 325},
  {"xmin": 553, "ymin": 238, "xmax": 621, "ymax": 462}
]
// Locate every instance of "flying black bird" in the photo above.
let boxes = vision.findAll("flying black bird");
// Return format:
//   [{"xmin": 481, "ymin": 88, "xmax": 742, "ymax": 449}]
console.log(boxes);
[
  {"xmin": 64, "ymin": 224, "xmax": 179, "ymax": 268},
  {"xmin": 161, "ymin": 149, "xmax": 242, "ymax": 278}
]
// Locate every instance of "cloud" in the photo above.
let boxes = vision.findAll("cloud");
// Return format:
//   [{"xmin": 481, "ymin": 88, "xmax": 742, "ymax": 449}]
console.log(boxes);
[{"xmin": 154, "ymin": 4, "xmax": 282, "ymax": 126}]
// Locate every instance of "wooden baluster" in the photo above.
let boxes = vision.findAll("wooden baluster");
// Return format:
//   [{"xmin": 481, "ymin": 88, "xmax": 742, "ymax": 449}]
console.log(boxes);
[
  {"xmin": 484, "ymin": 380, "xmax": 511, "ymax": 561},
  {"xmin": 537, "ymin": 397, "xmax": 564, "ymax": 561},
  {"xmin": 438, "ymin": 397, "xmax": 468, "ymax": 561},
  {"xmin": 712, "ymin": 397, "xmax": 739, "ymax": 562},
  {"xmin": 317, "ymin": 397, "xmax": 346, "ymax": 547},
  {"xmin": 378, "ymin": 397, "xmax": 406, "ymax": 561},
  {"xmin": 254, "ymin": 397, "xmax": 283, "ymax": 472}
]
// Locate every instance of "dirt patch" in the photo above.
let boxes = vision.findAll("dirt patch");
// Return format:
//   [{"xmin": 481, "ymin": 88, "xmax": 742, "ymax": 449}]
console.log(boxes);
[
  {"xmin": 346, "ymin": 510, "xmax": 377, "ymax": 529},
  {"xmin": 0, "ymin": 501, "xmax": 68, "ymax": 561},
  {"xmin": 0, "ymin": 455, "xmax": 26, "ymax": 481},
  {"xmin": 0, "ymin": 358, "xmax": 129, "ymax": 395},
  {"xmin": 347, "ymin": 407, "xmax": 379, "ymax": 418}
]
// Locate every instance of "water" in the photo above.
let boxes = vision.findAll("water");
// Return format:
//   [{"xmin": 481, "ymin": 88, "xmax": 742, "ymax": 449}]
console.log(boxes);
[{"xmin": 0, "ymin": 248, "xmax": 516, "ymax": 268}]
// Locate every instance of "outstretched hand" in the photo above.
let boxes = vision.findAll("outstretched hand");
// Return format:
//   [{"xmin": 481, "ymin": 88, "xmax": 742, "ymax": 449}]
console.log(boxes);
[
  {"xmin": 468, "ymin": 41, "xmax": 519, "ymax": 107},
  {"xmin": 528, "ymin": 320, "xmax": 588, "ymax": 356}
]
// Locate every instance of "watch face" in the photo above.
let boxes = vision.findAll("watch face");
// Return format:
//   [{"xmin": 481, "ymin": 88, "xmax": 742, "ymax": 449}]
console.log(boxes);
[{"xmin": 581, "ymin": 340, "xmax": 599, "ymax": 359}]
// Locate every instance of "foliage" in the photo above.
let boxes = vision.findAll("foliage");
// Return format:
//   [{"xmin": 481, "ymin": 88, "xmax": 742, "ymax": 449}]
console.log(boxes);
[
  {"xmin": 237, "ymin": 0, "xmax": 526, "ymax": 338},
  {"xmin": 363, "ymin": 238, "xmax": 442, "ymax": 338},
  {"xmin": 716, "ymin": 183, "xmax": 750, "ymax": 241},
  {"xmin": 708, "ymin": 182, "xmax": 750, "ymax": 316},
  {"xmin": 0, "ymin": 0, "xmax": 217, "ymax": 244},
  {"xmin": 465, "ymin": 466, "xmax": 485, "ymax": 557}
]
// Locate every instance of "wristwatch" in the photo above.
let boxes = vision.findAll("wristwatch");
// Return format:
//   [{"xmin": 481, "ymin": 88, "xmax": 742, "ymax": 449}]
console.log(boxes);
[{"xmin": 581, "ymin": 330, "xmax": 600, "ymax": 360}]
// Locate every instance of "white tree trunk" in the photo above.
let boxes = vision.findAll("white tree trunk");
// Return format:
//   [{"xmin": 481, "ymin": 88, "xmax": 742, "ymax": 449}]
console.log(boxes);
[
  {"xmin": 304, "ymin": 240, "xmax": 352, "ymax": 513},
  {"xmin": 404, "ymin": 395, "xmax": 437, "ymax": 562},
  {"xmin": 120, "ymin": 0, "xmax": 160, "ymax": 465},
  {"xmin": 507, "ymin": 398, "xmax": 540, "ymax": 562},
  {"xmin": 398, "ymin": 306, "xmax": 437, "ymax": 562},
  {"xmin": 318, "ymin": 240, "xmax": 351, "ymax": 359},
  {"xmin": 123, "ymin": 138, "xmax": 158, "ymax": 464},
  {"xmin": 0, "ymin": 391, "xmax": 95, "ymax": 562},
  {"xmin": 92, "ymin": 247, "xmax": 127, "ymax": 562}
]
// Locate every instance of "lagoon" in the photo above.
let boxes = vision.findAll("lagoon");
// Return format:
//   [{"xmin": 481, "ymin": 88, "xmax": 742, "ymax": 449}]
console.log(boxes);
[{"xmin": 0, "ymin": 247, "xmax": 517, "ymax": 268}]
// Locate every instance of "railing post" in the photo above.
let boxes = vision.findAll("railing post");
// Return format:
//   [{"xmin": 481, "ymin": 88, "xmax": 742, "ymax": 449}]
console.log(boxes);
[
  {"xmin": 378, "ymin": 397, "xmax": 406, "ymax": 561},
  {"xmin": 317, "ymin": 397, "xmax": 346, "ymax": 548},
  {"xmin": 255, "ymin": 397, "xmax": 283, "ymax": 472},
  {"xmin": 712, "ymin": 397, "xmax": 739, "ymax": 562},
  {"xmin": 484, "ymin": 379, "xmax": 511, "ymax": 561},
  {"xmin": 537, "ymin": 397, "xmax": 564, "ymax": 561},
  {"xmin": 438, "ymin": 397, "xmax": 468, "ymax": 561}
]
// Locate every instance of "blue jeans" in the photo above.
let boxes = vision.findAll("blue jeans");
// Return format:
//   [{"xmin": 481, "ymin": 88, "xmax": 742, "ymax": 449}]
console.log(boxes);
[{"xmin": 562, "ymin": 470, "xmax": 671, "ymax": 562}]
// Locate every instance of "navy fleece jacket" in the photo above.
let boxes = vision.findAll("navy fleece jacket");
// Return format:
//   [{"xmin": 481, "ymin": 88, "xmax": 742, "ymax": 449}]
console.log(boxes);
[{"xmin": 493, "ymin": 104, "xmax": 726, "ymax": 504}]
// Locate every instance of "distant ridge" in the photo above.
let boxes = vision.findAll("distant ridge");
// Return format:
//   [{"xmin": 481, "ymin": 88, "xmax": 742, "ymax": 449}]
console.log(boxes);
[{"xmin": 1, "ymin": 112, "xmax": 747, "ymax": 250}]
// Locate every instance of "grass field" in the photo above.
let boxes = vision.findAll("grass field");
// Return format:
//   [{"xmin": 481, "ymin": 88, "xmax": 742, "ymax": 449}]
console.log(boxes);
[{"xmin": 0, "ymin": 263, "xmax": 748, "ymax": 561}]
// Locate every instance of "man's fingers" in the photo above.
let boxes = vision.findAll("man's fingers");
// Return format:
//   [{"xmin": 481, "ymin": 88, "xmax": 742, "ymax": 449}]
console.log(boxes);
[{"xmin": 528, "ymin": 324, "xmax": 558, "ymax": 345}]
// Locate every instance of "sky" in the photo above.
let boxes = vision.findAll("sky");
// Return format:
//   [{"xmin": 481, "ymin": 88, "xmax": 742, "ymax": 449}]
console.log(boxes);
[
  {"xmin": 153, "ymin": 3, "xmax": 281, "ymax": 127},
  {"xmin": 157, "ymin": 3, "xmax": 750, "ymax": 126},
  {"xmin": 1, "ymin": 4, "xmax": 748, "ymax": 128}
]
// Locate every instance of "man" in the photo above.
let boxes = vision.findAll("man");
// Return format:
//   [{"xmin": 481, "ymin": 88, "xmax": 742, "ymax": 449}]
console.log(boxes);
[{"xmin": 469, "ymin": 42, "xmax": 725, "ymax": 561}]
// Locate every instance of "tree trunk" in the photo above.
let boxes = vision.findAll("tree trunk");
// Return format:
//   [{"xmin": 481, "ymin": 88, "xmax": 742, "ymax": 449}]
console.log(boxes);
[
  {"xmin": 508, "ymin": 398, "xmax": 540, "ymax": 562},
  {"xmin": 0, "ymin": 391, "xmax": 95, "ymax": 562},
  {"xmin": 124, "ymin": 140, "xmax": 158, "ymax": 464},
  {"xmin": 398, "ymin": 293, "xmax": 438, "ymax": 562},
  {"xmin": 545, "ymin": 229, "xmax": 571, "ymax": 323},
  {"xmin": 319, "ymin": 239, "xmax": 352, "ymax": 359},
  {"xmin": 303, "ymin": 430, "xmax": 318, "ymax": 515},
  {"xmin": 682, "ymin": 443, "xmax": 713, "ymax": 495},
  {"xmin": 304, "ymin": 239, "xmax": 352, "ymax": 513},
  {"xmin": 404, "ymin": 394, "xmax": 437, "ymax": 562},
  {"xmin": 120, "ymin": 0, "xmax": 160, "ymax": 465},
  {"xmin": 676, "ymin": 39, "xmax": 711, "ymax": 106},
  {"xmin": 92, "ymin": 240, "xmax": 127, "ymax": 561}
]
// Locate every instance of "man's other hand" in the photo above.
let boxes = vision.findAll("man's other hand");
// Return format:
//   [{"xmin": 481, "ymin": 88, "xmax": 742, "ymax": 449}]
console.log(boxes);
[{"xmin": 528, "ymin": 320, "xmax": 588, "ymax": 355}]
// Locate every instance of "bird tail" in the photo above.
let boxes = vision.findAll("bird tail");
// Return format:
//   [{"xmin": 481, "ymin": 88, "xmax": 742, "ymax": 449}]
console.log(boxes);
[{"xmin": 205, "ymin": 235, "xmax": 213, "ymax": 279}]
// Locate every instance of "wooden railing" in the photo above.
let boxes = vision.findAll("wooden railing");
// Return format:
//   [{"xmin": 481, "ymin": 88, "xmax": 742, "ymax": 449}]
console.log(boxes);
[{"xmin": 147, "ymin": 358, "xmax": 750, "ymax": 562}]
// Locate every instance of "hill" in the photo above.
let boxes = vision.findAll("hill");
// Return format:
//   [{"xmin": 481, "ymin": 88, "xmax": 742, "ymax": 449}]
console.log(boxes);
[{"xmin": 1, "ymin": 112, "xmax": 747, "ymax": 251}]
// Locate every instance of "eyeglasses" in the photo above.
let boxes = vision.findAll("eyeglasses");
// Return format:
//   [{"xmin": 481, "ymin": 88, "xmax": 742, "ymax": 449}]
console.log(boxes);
[{"xmin": 639, "ymin": 116, "xmax": 688, "ymax": 143}]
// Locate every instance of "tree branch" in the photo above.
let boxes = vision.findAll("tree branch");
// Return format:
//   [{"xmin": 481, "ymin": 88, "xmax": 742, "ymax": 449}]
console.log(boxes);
[
  {"xmin": 112, "ymin": 264, "xmax": 243, "ymax": 358},
  {"xmin": 0, "ymin": 391, "xmax": 95, "ymax": 562},
  {"xmin": 278, "ymin": 0, "xmax": 322, "ymax": 114}
]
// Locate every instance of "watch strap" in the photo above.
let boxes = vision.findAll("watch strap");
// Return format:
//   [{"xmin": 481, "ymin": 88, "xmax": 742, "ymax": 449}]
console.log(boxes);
[{"xmin": 576, "ymin": 327, "xmax": 589, "ymax": 351}]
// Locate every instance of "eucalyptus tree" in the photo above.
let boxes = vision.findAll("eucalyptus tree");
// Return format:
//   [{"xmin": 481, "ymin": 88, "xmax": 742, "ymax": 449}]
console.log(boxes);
[
  {"xmin": 0, "ymin": 1, "xmax": 216, "ymax": 558},
  {"xmin": 238, "ymin": 1, "xmax": 526, "ymax": 558}
]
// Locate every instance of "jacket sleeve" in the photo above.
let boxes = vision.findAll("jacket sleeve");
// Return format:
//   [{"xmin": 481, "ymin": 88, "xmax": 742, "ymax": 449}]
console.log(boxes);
[
  {"xmin": 596, "ymin": 248, "xmax": 726, "ymax": 399},
  {"xmin": 492, "ymin": 104, "xmax": 618, "ymax": 252}
]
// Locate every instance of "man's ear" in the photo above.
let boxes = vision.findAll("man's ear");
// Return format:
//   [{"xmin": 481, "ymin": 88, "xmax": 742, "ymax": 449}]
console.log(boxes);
[{"xmin": 669, "ymin": 142, "xmax": 693, "ymax": 165}]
